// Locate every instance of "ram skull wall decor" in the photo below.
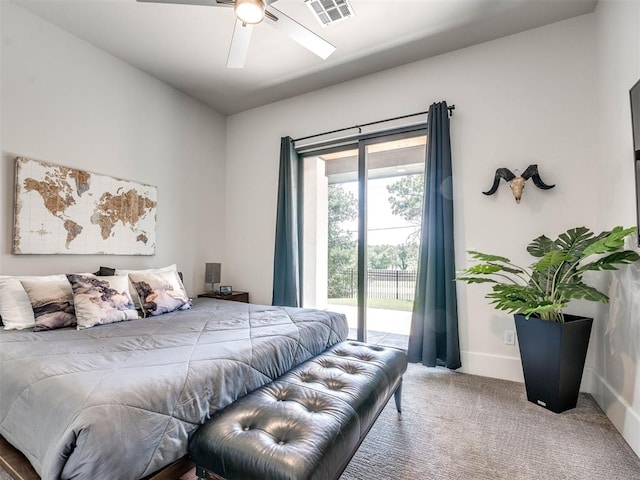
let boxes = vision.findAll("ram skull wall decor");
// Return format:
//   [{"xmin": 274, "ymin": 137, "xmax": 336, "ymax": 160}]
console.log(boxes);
[{"xmin": 483, "ymin": 164, "xmax": 555, "ymax": 204}]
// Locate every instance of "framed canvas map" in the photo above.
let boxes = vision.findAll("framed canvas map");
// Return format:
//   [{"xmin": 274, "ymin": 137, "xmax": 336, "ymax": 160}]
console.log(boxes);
[{"xmin": 13, "ymin": 157, "xmax": 157, "ymax": 255}]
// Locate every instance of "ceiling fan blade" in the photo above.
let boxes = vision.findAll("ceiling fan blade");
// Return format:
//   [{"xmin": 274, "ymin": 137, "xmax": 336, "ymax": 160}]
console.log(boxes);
[
  {"xmin": 264, "ymin": 6, "xmax": 336, "ymax": 60},
  {"xmin": 227, "ymin": 20, "xmax": 254, "ymax": 69},
  {"xmin": 136, "ymin": 0, "xmax": 232, "ymax": 6}
]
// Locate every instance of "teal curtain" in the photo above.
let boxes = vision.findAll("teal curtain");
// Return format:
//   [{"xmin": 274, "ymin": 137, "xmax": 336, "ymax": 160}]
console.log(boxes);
[
  {"xmin": 408, "ymin": 102, "xmax": 461, "ymax": 369},
  {"xmin": 272, "ymin": 137, "xmax": 302, "ymax": 307}
]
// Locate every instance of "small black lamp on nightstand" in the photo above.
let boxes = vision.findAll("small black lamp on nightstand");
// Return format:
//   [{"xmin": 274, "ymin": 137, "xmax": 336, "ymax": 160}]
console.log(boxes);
[{"xmin": 205, "ymin": 262, "xmax": 221, "ymax": 293}]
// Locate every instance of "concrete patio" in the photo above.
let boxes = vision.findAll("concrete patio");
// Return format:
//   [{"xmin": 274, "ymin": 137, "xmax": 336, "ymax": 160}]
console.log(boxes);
[{"xmin": 326, "ymin": 303, "xmax": 410, "ymax": 350}]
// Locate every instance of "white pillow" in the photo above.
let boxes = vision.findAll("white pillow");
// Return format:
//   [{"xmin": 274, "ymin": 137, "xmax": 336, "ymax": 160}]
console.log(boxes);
[
  {"xmin": 128, "ymin": 270, "xmax": 191, "ymax": 317},
  {"xmin": 67, "ymin": 274, "xmax": 139, "ymax": 329},
  {"xmin": 0, "ymin": 277, "xmax": 36, "ymax": 330},
  {"xmin": 116, "ymin": 264, "xmax": 188, "ymax": 300}
]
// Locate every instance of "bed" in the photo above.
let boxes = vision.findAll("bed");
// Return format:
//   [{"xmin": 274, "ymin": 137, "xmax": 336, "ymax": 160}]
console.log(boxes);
[{"xmin": 0, "ymin": 298, "xmax": 348, "ymax": 480}]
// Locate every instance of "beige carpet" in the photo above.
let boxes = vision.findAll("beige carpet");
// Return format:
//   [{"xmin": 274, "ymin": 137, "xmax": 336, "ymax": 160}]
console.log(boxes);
[
  {"xmin": 341, "ymin": 364, "xmax": 640, "ymax": 480},
  {"xmin": 2, "ymin": 364, "xmax": 639, "ymax": 480}
]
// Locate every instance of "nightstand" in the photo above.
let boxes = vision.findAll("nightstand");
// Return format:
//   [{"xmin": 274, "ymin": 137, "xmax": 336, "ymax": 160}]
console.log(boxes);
[{"xmin": 198, "ymin": 291, "xmax": 249, "ymax": 303}]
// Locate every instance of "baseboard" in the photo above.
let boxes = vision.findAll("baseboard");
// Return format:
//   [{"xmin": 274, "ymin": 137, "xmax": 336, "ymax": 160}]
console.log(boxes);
[
  {"xmin": 584, "ymin": 367, "xmax": 640, "ymax": 458},
  {"xmin": 458, "ymin": 350, "xmax": 524, "ymax": 383}
]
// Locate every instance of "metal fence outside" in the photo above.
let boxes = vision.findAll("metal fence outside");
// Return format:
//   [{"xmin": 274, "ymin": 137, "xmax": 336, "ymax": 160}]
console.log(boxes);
[{"xmin": 329, "ymin": 269, "xmax": 417, "ymax": 301}]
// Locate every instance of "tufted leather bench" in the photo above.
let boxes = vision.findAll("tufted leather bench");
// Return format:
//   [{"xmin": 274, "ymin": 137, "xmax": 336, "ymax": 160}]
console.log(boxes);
[{"xmin": 188, "ymin": 341, "xmax": 408, "ymax": 480}]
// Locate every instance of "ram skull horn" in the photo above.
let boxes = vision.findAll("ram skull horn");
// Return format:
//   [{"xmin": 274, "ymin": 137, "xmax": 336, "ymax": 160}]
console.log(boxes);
[{"xmin": 483, "ymin": 164, "xmax": 554, "ymax": 204}]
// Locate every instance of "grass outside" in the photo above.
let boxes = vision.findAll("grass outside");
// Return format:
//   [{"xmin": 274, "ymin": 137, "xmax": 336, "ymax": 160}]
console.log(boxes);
[{"xmin": 328, "ymin": 297, "xmax": 414, "ymax": 312}]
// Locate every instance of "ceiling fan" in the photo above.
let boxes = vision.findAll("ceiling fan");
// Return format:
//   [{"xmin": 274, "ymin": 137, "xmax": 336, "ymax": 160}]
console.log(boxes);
[{"xmin": 136, "ymin": 0, "xmax": 337, "ymax": 68}]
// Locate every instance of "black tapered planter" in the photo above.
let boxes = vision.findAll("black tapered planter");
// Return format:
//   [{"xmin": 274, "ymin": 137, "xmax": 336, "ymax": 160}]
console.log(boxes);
[{"xmin": 514, "ymin": 313, "xmax": 593, "ymax": 414}]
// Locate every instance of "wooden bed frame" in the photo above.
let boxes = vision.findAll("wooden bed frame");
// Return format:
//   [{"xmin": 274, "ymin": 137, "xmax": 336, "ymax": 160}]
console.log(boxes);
[{"xmin": 0, "ymin": 435, "xmax": 202, "ymax": 480}]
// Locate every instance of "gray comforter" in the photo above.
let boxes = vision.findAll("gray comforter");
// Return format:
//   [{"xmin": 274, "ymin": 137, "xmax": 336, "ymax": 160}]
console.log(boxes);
[{"xmin": 0, "ymin": 298, "xmax": 348, "ymax": 480}]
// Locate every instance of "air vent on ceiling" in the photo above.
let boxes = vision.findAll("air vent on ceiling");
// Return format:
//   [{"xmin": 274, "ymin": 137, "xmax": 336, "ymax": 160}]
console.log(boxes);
[{"xmin": 304, "ymin": 0, "xmax": 355, "ymax": 26}]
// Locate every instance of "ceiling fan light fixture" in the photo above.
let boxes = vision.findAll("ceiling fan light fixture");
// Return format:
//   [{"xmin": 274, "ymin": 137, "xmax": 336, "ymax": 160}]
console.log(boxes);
[{"xmin": 235, "ymin": 0, "xmax": 265, "ymax": 25}]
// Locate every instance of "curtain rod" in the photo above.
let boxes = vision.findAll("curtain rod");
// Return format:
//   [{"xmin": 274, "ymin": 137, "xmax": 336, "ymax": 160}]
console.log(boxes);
[{"xmin": 292, "ymin": 104, "xmax": 455, "ymax": 144}]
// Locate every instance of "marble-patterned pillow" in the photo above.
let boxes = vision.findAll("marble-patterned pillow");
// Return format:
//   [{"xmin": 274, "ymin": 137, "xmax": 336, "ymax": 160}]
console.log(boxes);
[
  {"xmin": 67, "ymin": 274, "xmax": 139, "ymax": 329},
  {"xmin": 116, "ymin": 264, "xmax": 187, "ymax": 301},
  {"xmin": 129, "ymin": 271, "xmax": 191, "ymax": 317},
  {"xmin": 20, "ymin": 275, "xmax": 76, "ymax": 331}
]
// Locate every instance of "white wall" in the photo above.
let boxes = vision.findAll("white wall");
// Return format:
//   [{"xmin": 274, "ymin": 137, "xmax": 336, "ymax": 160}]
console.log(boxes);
[
  {"xmin": 0, "ymin": 2, "xmax": 227, "ymax": 295},
  {"xmin": 5, "ymin": 0, "xmax": 638, "ymax": 457},
  {"xmin": 0, "ymin": 0, "xmax": 4, "ymax": 276},
  {"xmin": 590, "ymin": 0, "xmax": 640, "ymax": 457},
  {"xmin": 226, "ymin": 14, "xmax": 599, "ymax": 382}
]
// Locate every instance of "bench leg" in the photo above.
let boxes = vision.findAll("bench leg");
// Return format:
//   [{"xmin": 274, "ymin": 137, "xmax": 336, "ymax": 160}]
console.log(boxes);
[
  {"xmin": 196, "ymin": 465, "xmax": 226, "ymax": 480},
  {"xmin": 393, "ymin": 379, "xmax": 403, "ymax": 414}
]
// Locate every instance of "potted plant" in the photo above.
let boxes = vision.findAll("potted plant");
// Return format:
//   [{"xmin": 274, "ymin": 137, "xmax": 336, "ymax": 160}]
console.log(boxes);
[{"xmin": 456, "ymin": 226, "xmax": 639, "ymax": 413}]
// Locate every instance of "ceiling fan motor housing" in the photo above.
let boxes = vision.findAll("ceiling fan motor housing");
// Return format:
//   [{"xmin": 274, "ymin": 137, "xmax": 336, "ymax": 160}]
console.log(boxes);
[{"xmin": 235, "ymin": 0, "xmax": 265, "ymax": 25}]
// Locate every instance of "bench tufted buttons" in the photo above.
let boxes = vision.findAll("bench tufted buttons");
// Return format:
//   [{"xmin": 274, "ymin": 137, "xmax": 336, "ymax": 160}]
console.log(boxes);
[
  {"xmin": 243, "ymin": 426, "xmax": 250, "ymax": 431},
  {"xmin": 368, "ymin": 346, "xmax": 384, "ymax": 351},
  {"xmin": 273, "ymin": 391, "xmax": 287, "ymax": 401},
  {"xmin": 355, "ymin": 353, "xmax": 374, "ymax": 361},
  {"xmin": 298, "ymin": 371, "xmax": 317, "ymax": 383},
  {"xmin": 300, "ymin": 395, "xmax": 331, "ymax": 413},
  {"xmin": 324, "ymin": 379, "xmax": 346, "ymax": 390},
  {"xmin": 340, "ymin": 363, "xmax": 364, "ymax": 375},
  {"xmin": 269, "ymin": 386, "xmax": 288, "ymax": 401},
  {"xmin": 277, "ymin": 440, "xmax": 286, "ymax": 445},
  {"xmin": 317, "ymin": 358, "xmax": 337, "ymax": 369}
]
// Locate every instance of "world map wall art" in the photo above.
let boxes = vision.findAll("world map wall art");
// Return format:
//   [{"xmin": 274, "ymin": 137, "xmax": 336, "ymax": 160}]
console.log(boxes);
[{"xmin": 13, "ymin": 157, "xmax": 157, "ymax": 255}]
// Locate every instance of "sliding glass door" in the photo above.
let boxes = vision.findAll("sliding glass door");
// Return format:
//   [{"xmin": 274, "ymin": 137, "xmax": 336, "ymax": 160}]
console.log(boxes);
[
  {"xmin": 302, "ymin": 127, "xmax": 426, "ymax": 349},
  {"xmin": 363, "ymin": 134, "xmax": 426, "ymax": 348}
]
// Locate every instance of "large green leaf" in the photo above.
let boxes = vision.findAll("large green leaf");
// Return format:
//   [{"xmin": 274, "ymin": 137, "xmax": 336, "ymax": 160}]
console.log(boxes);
[
  {"xmin": 527, "ymin": 235, "xmax": 556, "ymax": 258},
  {"xmin": 461, "ymin": 263, "xmax": 503, "ymax": 275},
  {"xmin": 556, "ymin": 282, "xmax": 609, "ymax": 303},
  {"xmin": 455, "ymin": 276, "xmax": 497, "ymax": 284},
  {"xmin": 485, "ymin": 283, "xmax": 567, "ymax": 319},
  {"xmin": 579, "ymin": 250, "xmax": 640, "ymax": 272},
  {"xmin": 582, "ymin": 226, "xmax": 637, "ymax": 257},
  {"xmin": 490, "ymin": 283, "xmax": 538, "ymax": 297},
  {"xmin": 532, "ymin": 250, "xmax": 571, "ymax": 272},
  {"xmin": 554, "ymin": 226, "xmax": 595, "ymax": 261},
  {"xmin": 500, "ymin": 265, "xmax": 525, "ymax": 275},
  {"xmin": 466, "ymin": 251, "xmax": 511, "ymax": 263},
  {"xmin": 488, "ymin": 284, "xmax": 539, "ymax": 301}
]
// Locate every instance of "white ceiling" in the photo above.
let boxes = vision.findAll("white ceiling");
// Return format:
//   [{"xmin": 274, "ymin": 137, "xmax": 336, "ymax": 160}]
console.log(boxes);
[{"xmin": 12, "ymin": 0, "xmax": 598, "ymax": 115}]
